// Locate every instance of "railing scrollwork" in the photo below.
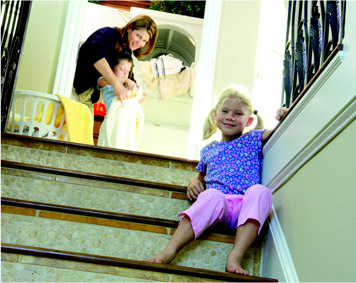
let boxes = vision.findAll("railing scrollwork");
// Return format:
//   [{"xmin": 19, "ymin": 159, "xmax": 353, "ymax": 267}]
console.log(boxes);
[
  {"xmin": 1, "ymin": 0, "xmax": 32, "ymax": 132},
  {"xmin": 282, "ymin": 0, "xmax": 346, "ymax": 108}
]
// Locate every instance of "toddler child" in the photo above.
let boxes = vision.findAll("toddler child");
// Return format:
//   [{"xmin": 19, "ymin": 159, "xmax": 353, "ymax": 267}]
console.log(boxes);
[{"xmin": 97, "ymin": 52, "xmax": 145, "ymax": 150}]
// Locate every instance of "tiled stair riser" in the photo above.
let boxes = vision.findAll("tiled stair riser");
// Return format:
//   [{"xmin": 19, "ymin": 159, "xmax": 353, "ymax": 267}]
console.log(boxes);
[
  {"xmin": 1, "ymin": 259, "xmax": 151, "ymax": 282},
  {"xmin": 1, "ymin": 168, "xmax": 190, "ymax": 220},
  {"xmin": 1, "ymin": 211, "xmax": 258, "ymax": 274},
  {"xmin": 1, "ymin": 253, "xmax": 221, "ymax": 282},
  {"xmin": 1, "ymin": 142, "xmax": 197, "ymax": 186}
]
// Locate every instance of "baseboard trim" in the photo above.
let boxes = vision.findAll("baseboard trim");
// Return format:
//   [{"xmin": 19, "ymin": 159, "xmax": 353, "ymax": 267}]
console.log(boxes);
[{"xmin": 268, "ymin": 206, "xmax": 299, "ymax": 282}]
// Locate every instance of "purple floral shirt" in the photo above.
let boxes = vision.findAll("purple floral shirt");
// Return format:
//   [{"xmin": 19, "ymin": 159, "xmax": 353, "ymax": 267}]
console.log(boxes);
[{"xmin": 196, "ymin": 130, "xmax": 265, "ymax": 195}]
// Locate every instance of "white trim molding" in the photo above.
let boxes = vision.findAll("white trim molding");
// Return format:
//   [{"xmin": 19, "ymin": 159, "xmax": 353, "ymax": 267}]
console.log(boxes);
[
  {"xmin": 264, "ymin": 50, "xmax": 349, "ymax": 192},
  {"xmin": 187, "ymin": 0, "xmax": 223, "ymax": 160},
  {"xmin": 52, "ymin": 0, "xmax": 87, "ymax": 97},
  {"xmin": 264, "ymin": 50, "xmax": 345, "ymax": 157},
  {"xmin": 265, "ymin": 92, "xmax": 355, "ymax": 281},
  {"xmin": 268, "ymin": 94, "xmax": 356, "ymax": 193},
  {"xmin": 268, "ymin": 206, "xmax": 300, "ymax": 282},
  {"xmin": 261, "ymin": 46, "xmax": 356, "ymax": 281},
  {"xmin": 262, "ymin": 50, "xmax": 349, "ymax": 190}
]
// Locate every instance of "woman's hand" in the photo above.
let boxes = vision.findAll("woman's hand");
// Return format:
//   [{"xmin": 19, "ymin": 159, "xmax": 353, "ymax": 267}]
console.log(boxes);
[
  {"xmin": 187, "ymin": 177, "xmax": 205, "ymax": 201},
  {"xmin": 275, "ymin": 107, "xmax": 289, "ymax": 121},
  {"xmin": 125, "ymin": 78, "xmax": 137, "ymax": 93},
  {"xmin": 94, "ymin": 58, "xmax": 130, "ymax": 102},
  {"xmin": 113, "ymin": 78, "xmax": 138, "ymax": 101},
  {"xmin": 112, "ymin": 79, "xmax": 128, "ymax": 101}
]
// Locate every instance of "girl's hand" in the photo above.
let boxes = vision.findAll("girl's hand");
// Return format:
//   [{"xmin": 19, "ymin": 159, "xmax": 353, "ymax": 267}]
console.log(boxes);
[
  {"xmin": 98, "ymin": 77, "xmax": 109, "ymax": 88},
  {"xmin": 138, "ymin": 92, "xmax": 147, "ymax": 105},
  {"xmin": 275, "ymin": 107, "xmax": 288, "ymax": 121},
  {"xmin": 187, "ymin": 177, "xmax": 205, "ymax": 201}
]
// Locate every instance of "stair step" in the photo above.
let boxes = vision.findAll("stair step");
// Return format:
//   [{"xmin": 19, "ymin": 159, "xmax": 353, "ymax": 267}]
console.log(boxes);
[
  {"xmin": 1, "ymin": 197, "xmax": 236, "ymax": 236},
  {"xmin": 1, "ymin": 134, "xmax": 275, "ymax": 281},
  {"xmin": 1, "ymin": 160, "xmax": 187, "ymax": 193},
  {"xmin": 1, "ymin": 134, "xmax": 198, "ymax": 187},
  {"xmin": 2, "ymin": 244, "xmax": 277, "ymax": 282},
  {"xmin": 1, "ymin": 199, "xmax": 263, "ymax": 275},
  {"xmin": 1, "ymin": 161, "xmax": 190, "ymax": 221}
]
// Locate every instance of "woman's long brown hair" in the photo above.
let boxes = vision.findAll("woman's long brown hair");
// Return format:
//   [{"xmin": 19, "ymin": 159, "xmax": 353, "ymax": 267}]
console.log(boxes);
[{"xmin": 115, "ymin": 15, "xmax": 158, "ymax": 59}]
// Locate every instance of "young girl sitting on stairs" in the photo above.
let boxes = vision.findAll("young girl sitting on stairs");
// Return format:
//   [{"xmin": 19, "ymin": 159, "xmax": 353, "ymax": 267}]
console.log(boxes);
[{"xmin": 146, "ymin": 84, "xmax": 285, "ymax": 275}]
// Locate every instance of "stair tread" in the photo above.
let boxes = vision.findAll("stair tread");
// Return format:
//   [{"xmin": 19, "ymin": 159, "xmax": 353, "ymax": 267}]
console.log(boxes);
[
  {"xmin": 1, "ymin": 133, "xmax": 199, "ymax": 164},
  {"xmin": 1, "ymin": 134, "xmax": 198, "ymax": 187},
  {"xmin": 1, "ymin": 197, "xmax": 237, "ymax": 237},
  {"xmin": 2, "ymin": 198, "xmax": 265, "ymax": 275},
  {"xmin": 2, "ymin": 243, "xmax": 277, "ymax": 282},
  {"xmin": 1, "ymin": 160, "xmax": 187, "ymax": 193},
  {"xmin": 2, "ymin": 164, "xmax": 190, "ymax": 222}
]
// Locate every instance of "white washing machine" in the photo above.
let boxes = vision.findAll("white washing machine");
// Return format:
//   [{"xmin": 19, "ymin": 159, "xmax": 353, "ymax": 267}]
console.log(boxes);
[{"xmin": 130, "ymin": 7, "xmax": 203, "ymax": 66}]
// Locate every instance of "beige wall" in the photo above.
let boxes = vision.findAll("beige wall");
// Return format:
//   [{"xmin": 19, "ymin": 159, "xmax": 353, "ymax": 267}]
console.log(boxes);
[
  {"xmin": 261, "ymin": 1, "xmax": 356, "ymax": 281},
  {"xmin": 273, "ymin": 118, "xmax": 356, "ymax": 282},
  {"xmin": 15, "ymin": 1, "xmax": 68, "ymax": 93},
  {"xmin": 213, "ymin": 0, "xmax": 261, "ymax": 98}
]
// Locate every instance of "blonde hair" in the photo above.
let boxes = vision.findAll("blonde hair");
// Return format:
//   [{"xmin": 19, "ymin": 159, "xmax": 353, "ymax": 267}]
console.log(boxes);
[{"xmin": 203, "ymin": 84, "xmax": 265, "ymax": 140}]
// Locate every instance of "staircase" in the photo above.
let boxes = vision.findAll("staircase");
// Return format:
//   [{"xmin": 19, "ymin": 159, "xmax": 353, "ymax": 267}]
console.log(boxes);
[{"xmin": 1, "ymin": 133, "xmax": 277, "ymax": 282}]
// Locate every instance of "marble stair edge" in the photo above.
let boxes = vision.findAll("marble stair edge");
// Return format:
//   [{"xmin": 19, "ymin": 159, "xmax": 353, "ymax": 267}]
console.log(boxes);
[
  {"xmin": 1, "ymin": 134, "xmax": 198, "ymax": 187},
  {"xmin": 1, "ymin": 244, "xmax": 277, "ymax": 282},
  {"xmin": 1, "ymin": 202, "xmax": 260, "ymax": 276}
]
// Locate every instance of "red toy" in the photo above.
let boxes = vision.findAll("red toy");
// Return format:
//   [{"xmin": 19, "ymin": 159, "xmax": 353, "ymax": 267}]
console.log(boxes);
[{"xmin": 93, "ymin": 103, "xmax": 106, "ymax": 116}]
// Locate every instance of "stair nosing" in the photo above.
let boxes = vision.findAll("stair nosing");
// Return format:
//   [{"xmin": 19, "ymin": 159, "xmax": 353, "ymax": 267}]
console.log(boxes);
[
  {"xmin": 1, "ymin": 160, "xmax": 187, "ymax": 193},
  {"xmin": 1, "ymin": 243, "xmax": 278, "ymax": 282},
  {"xmin": 1, "ymin": 197, "xmax": 178, "ymax": 228},
  {"xmin": 1, "ymin": 162, "xmax": 267, "ymax": 238},
  {"xmin": 1, "ymin": 197, "xmax": 237, "ymax": 237},
  {"xmin": 1, "ymin": 133, "xmax": 199, "ymax": 164}
]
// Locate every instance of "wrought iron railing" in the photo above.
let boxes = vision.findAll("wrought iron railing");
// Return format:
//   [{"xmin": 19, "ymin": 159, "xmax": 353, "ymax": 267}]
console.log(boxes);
[
  {"xmin": 282, "ymin": 0, "xmax": 346, "ymax": 108},
  {"xmin": 1, "ymin": 0, "xmax": 32, "ymax": 132}
]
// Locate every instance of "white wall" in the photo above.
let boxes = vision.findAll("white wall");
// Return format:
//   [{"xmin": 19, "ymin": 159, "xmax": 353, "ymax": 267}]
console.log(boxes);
[
  {"xmin": 261, "ymin": 1, "xmax": 356, "ymax": 281},
  {"xmin": 214, "ymin": 1, "xmax": 261, "ymax": 95},
  {"xmin": 137, "ymin": 122, "xmax": 191, "ymax": 159},
  {"xmin": 252, "ymin": 0, "xmax": 286, "ymax": 130},
  {"xmin": 15, "ymin": 1, "xmax": 68, "ymax": 93}
]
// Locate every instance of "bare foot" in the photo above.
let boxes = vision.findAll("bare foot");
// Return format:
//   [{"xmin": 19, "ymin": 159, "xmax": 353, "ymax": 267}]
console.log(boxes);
[
  {"xmin": 145, "ymin": 247, "xmax": 177, "ymax": 264},
  {"xmin": 225, "ymin": 250, "xmax": 249, "ymax": 276}
]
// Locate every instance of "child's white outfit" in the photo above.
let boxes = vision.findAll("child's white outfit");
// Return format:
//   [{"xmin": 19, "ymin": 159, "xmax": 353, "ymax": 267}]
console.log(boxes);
[
  {"xmin": 97, "ymin": 84, "xmax": 144, "ymax": 150},
  {"xmin": 178, "ymin": 130, "xmax": 272, "ymax": 237}
]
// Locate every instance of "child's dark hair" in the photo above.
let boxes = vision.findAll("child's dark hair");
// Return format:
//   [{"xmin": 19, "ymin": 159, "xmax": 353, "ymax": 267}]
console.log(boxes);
[
  {"xmin": 203, "ymin": 84, "xmax": 265, "ymax": 140},
  {"xmin": 113, "ymin": 51, "xmax": 134, "ymax": 79}
]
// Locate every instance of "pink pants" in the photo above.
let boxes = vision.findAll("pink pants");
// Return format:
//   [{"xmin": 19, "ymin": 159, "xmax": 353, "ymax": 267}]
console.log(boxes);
[{"xmin": 178, "ymin": 185, "xmax": 272, "ymax": 238}]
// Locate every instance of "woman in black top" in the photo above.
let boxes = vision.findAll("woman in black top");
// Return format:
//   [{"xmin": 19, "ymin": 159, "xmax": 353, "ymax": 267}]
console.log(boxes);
[{"xmin": 73, "ymin": 15, "xmax": 158, "ymax": 114}]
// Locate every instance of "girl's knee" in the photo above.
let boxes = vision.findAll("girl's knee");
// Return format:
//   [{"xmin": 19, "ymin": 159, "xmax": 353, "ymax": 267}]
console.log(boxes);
[
  {"xmin": 245, "ymin": 185, "xmax": 272, "ymax": 200},
  {"xmin": 198, "ymin": 189, "xmax": 226, "ymax": 205},
  {"xmin": 200, "ymin": 188, "xmax": 225, "ymax": 198}
]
